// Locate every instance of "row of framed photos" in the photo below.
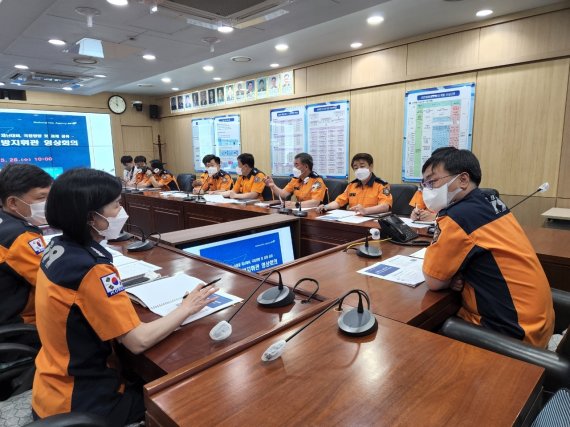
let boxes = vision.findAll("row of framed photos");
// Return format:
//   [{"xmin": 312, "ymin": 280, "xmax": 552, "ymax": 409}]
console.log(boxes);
[{"xmin": 170, "ymin": 70, "xmax": 294, "ymax": 113}]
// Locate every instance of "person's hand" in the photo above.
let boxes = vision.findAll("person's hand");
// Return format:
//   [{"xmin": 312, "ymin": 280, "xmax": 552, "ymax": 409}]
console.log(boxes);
[
  {"xmin": 411, "ymin": 207, "xmax": 421, "ymax": 220},
  {"xmin": 316, "ymin": 204, "xmax": 327, "ymax": 213},
  {"xmin": 180, "ymin": 285, "xmax": 219, "ymax": 316},
  {"xmin": 264, "ymin": 176, "xmax": 275, "ymax": 187},
  {"xmin": 351, "ymin": 205, "xmax": 367, "ymax": 215},
  {"xmin": 145, "ymin": 170, "xmax": 153, "ymax": 177},
  {"xmin": 229, "ymin": 190, "xmax": 238, "ymax": 199},
  {"xmin": 192, "ymin": 179, "xmax": 203, "ymax": 188},
  {"xmin": 285, "ymin": 201, "xmax": 296, "ymax": 209},
  {"xmin": 449, "ymin": 275, "xmax": 465, "ymax": 292},
  {"xmin": 219, "ymin": 190, "xmax": 230, "ymax": 198},
  {"xmin": 418, "ymin": 210, "xmax": 436, "ymax": 221}
]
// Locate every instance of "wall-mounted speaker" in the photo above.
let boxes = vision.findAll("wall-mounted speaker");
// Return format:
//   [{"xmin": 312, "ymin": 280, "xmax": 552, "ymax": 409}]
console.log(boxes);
[{"xmin": 149, "ymin": 104, "xmax": 160, "ymax": 119}]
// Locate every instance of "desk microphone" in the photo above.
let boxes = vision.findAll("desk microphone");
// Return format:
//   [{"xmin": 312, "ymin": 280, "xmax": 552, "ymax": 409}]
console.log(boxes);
[
  {"xmin": 357, "ymin": 228, "xmax": 382, "ymax": 258},
  {"xmin": 131, "ymin": 181, "xmax": 143, "ymax": 194},
  {"xmin": 209, "ymin": 270, "xmax": 295, "ymax": 341},
  {"xmin": 292, "ymin": 201, "xmax": 307, "ymax": 217},
  {"xmin": 125, "ymin": 223, "xmax": 156, "ymax": 252},
  {"xmin": 509, "ymin": 182, "xmax": 549, "ymax": 210},
  {"xmin": 278, "ymin": 193, "xmax": 292, "ymax": 214},
  {"xmin": 194, "ymin": 178, "xmax": 209, "ymax": 203},
  {"xmin": 261, "ymin": 289, "xmax": 378, "ymax": 362}
]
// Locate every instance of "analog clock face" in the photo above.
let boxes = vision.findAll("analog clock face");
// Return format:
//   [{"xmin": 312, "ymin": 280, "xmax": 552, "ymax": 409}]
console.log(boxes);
[{"xmin": 108, "ymin": 95, "xmax": 127, "ymax": 114}]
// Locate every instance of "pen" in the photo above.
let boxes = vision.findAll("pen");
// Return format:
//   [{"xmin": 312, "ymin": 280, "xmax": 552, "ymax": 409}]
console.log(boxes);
[{"xmin": 182, "ymin": 278, "xmax": 221, "ymax": 299}]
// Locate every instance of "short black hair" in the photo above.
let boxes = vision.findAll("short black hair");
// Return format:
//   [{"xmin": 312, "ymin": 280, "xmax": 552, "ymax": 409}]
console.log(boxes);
[
  {"xmin": 422, "ymin": 147, "xmax": 482, "ymax": 185},
  {"xmin": 294, "ymin": 152, "xmax": 313, "ymax": 170},
  {"xmin": 134, "ymin": 155, "xmax": 146, "ymax": 163},
  {"xmin": 0, "ymin": 164, "xmax": 53, "ymax": 204},
  {"xmin": 150, "ymin": 159, "xmax": 164, "ymax": 171},
  {"xmin": 46, "ymin": 168, "xmax": 122, "ymax": 245},
  {"xmin": 120, "ymin": 155, "xmax": 133, "ymax": 165},
  {"xmin": 237, "ymin": 153, "xmax": 255, "ymax": 168},
  {"xmin": 202, "ymin": 154, "xmax": 220, "ymax": 166},
  {"xmin": 351, "ymin": 153, "xmax": 374, "ymax": 167}
]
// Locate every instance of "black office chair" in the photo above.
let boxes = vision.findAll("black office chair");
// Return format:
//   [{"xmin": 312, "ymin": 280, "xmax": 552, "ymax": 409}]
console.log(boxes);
[
  {"xmin": 532, "ymin": 388, "xmax": 570, "ymax": 426},
  {"xmin": 177, "ymin": 173, "xmax": 196, "ymax": 192},
  {"xmin": 322, "ymin": 178, "xmax": 348, "ymax": 204},
  {"xmin": 271, "ymin": 176, "xmax": 292, "ymax": 200},
  {"xmin": 25, "ymin": 412, "xmax": 108, "ymax": 426},
  {"xmin": 389, "ymin": 184, "xmax": 418, "ymax": 216},
  {"xmin": 441, "ymin": 288, "xmax": 570, "ymax": 393},
  {"xmin": 261, "ymin": 185, "xmax": 273, "ymax": 201}
]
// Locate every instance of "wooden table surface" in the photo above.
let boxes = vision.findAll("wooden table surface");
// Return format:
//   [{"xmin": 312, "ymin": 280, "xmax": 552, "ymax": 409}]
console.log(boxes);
[
  {"xmin": 146, "ymin": 310, "xmax": 543, "ymax": 427},
  {"xmin": 276, "ymin": 241, "xmax": 459, "ymax": 330},
  {"xmin": 109, "ymin": 242, "xmax": 328, "ymax": 382}
]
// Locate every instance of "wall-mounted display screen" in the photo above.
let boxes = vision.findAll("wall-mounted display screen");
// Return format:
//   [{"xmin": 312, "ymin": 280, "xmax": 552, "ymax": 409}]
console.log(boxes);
[
  {"xmin": 183, "ymin": 226, "xmax": 295, "ymax": 273},
  {"xmin": 0, "ymin": 109, "xmax": 115, "ymax": 177}
]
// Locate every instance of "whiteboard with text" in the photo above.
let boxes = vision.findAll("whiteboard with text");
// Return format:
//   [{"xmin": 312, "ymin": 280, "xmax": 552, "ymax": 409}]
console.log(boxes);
[{"xmin": 192, "ymin": 115, "xmax": 241, "ymax": 172}]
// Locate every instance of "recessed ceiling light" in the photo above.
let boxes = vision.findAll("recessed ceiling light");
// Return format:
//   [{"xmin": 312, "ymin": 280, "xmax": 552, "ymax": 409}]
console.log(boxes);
[
  {"xmin": 270, "ymin": 63, "xmax": 279, "ymax": 68},
  {"xmin": 150, "ymin": 4, "xmax": 158, "ymax": 13},
  {"xmin": 0, "ymin": 82, "xmax": 5, "ymax": 87},
  {"xmin": 350, "ymin": 42, "xmax": 363, "ymax": 49},
  {"xmin": 14, "ymin": 64, "xmax": 28, "ymax": 70},
  {"xmin": 62, "ymin": 87, "xmax": 73, "ymax": 91},
  {"xmin": 94, "ymin": 74, "xmax": 107, "ymax": 78},
  {"xmin": 231, "ymin": 56, "xmax": 252, "ymax": 62},
  {"xmin": 73, "ymin": 57, "xmax": 97, "ymax": 65},
  {"xmin": 142, "ymin": 54, "xmax": 156, "ymax": 60},
  {"xmin": 367, "ymin": 15, "xmax": 384, "ymax": 25},
  {"xmin": 161, "ymin": 77, "xmax": 172, "ymax": 83},
  {"xmin": 218, "ymin": 25, "xmax": 233, "ymax": 33},
  {"xmin": 213, "ymin": 77, "xmax": 221, "ymax": 81},
  {"xmin": 275, "ymin": 43, "xmax": 288, "ymax": 52},
  {"xmin": 476, "ymin": 9, "xmax": 493, "ymax": 17},
  {"xmin": 203, "ymin": 65, "xmax": 214, "ymax": 72},
  {"xmin": 106, "ymin": 0, "xmax": 128, "ymax": 6},
  {"xmin": 172, "ymin": 87, "xmax": 179, "ymax": 91},
  {"xmin": 48, "ymin": 39, "xmax": 66, "ymax": 46}
]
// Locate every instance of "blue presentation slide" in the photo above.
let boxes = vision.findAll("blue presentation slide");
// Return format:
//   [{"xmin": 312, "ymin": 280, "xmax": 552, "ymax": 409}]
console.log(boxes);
[
  {"xmin": 0, "ymin": 109, "xmax": 115, "ymax": 177},
  {"xmin": 184, "ymin": 227, "xmax": 295, "ymax": 273}
]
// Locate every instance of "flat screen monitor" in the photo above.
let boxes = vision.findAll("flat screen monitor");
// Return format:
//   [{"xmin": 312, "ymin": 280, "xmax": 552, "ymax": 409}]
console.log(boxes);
[{"xmin": 182, "ymin": 226, "xmax": 295, "ymax": 273}]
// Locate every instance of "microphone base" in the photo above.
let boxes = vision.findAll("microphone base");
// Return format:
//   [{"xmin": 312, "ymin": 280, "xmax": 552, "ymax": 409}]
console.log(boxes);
[
  {"xmin": 130, "ymin": 189, "xmax": 143, "ymax": 194},
  {"xmin": 278, "ymin": 207, "xmax": 292, "ymax": 214},
  {"xmin": 195, "ymin": 197, "xmax": 207, "ymax": 204},
  {"xmin": 356, "ymin": 245, "xmax": 382, "ymax": 258},
  {"xmin": 108, "ymin": 232, "xmax": 132, "ymax": 243},
  {"xmin": 338, "ymin": 309, "xmax": 378, "ymax": 337},
  {"xmin": 257, "ymin": 286, "xmax": 295, "ymax": 308},
  {"xmin": 126, "ymin": 240, "xmax": 155, "ymax": 252},
  {"xmin": 292, "ymin": 210, "xmax": 307, "ymax": 217},
  {"xmin": 183, "ymin": 195, "xmax": 196, "ymax": 201}
]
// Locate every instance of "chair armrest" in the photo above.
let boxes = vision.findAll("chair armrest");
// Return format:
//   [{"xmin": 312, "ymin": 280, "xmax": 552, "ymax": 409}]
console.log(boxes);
[
  {"xmin": 26, "ymin": 412, "xmax": 108, "ymax": 427},
  {"xmin": 441, "ymin": 317, "xmax": 570, "ymax": 392},
  {"xmin": 0, "ymin": 323, "xmax": 39, "ymax": 344},
  {"xmin": 553, "ymin": 288, "xmax": 570, "ymax": 333}
]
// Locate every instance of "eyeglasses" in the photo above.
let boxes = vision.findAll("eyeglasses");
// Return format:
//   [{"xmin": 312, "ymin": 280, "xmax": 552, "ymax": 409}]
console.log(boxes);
[{"xmin": 421, "ymin": 174, "xmax": 457, "ymax": 190}]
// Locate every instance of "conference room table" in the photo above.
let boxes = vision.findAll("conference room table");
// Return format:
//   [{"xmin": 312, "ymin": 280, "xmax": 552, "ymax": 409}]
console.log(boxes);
[{"xmin": 144, "ymin": 310, "xmax": 544, "ymax": 427}]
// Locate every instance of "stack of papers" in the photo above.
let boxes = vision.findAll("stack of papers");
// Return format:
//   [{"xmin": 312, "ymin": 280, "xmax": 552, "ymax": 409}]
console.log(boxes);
[
  {"xmin": 399, "ymin": 217, "xmax": 434, "ymax": 229},
  {"xmin": 317, "ymin": 209, "xmax": 371, "ymax": 223},
  {"xmin": 358, "ymin": 255, "xmax": 425, "ymax": 287}
]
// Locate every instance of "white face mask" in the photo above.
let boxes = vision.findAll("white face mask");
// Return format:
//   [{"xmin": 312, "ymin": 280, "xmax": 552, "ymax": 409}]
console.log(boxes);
[
  {"xmin": 153, "ymin": 168, "xmax": 160, "ymax": 174},
  {"xmin": 207, "ymin": 166, "xmax": 218, "ymax": 177},
  {"xmin": 92, "ymin": 207, "xmax": 129, "ymax": 240},
  {"xmin": 236, "ymin": 166, "xmax": 243, "ymax": 176},
  {"xmin": 354, "ymin": 168, "xmax": 370, "ymax": 181},
  {"xmin": 16, "ymin": 198, "xmax": 47, "ymax": 225},
  {"xmin": 422, "ymin": 175, "xmax": 462, "ymax": 213},
  {"xmin": 292, "ymin": 167, "xmax": 302, "ymax": 178}
]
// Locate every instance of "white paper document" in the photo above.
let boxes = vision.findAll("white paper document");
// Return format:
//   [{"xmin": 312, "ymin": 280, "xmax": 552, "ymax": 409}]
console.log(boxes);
[
  {"xmin": 202, "ymin": 194, "xmax": 243, "ymax": 204},
  {"xmin": 358, "ymin": 255, "xmax": 425, "ymax": 287},
  {"xmin": 399, "ymin": 217, "xmax": 433, "ymax": 229},
  {"xmin": 316, "ymin": 210, "xmax": 356, "ymax": 221},
  {"xmin": 336, "ymin": 215, "xmax": 373, "ymax": 224},
  {"xmin": 127, "ymin": 274, "xmax": 242, "ymax": 325},
  {"xmin": 116, "ymin": 260, "xmax": 162, "ymax": 281},
  {"xmin": 409, "ymin": 247, "xmax": 427, "ymax": 259}
]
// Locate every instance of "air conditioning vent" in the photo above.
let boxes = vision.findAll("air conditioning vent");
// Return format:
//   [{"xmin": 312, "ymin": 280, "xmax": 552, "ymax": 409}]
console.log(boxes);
[
  {"xmin": 9, "ymin": 71, "xmax": 89, "ymax": 88},
  {"xmin": 161, "ymin": 0, "xmax": 289, "ymax": 21}
]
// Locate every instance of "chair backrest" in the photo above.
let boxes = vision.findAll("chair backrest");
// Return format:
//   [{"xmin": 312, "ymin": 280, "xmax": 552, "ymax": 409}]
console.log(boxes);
[
  {"xmin": 390, "ymin": 184, "xmax": 418, "ymax": 216},
  {"xmin": 177, "ymin": 173, "xmax": 196, "ymax": 192},
  {"xmin": 323, "ymin": 178, "xmax": 348, "ymax": 204},
  {"xmin": 480, "ymin": 187, "xmax": 500, "ymax": 198},
  {"xmin": 531, "ymin": 388, "xmax": 570, "ymax": 427},
  {"xmin": 272, "ymin": 176, "xmax": 292, "ymax": 200},
  {"xmin": 261, "ymin": 185, "xmax": 273, "ymax": 201}
]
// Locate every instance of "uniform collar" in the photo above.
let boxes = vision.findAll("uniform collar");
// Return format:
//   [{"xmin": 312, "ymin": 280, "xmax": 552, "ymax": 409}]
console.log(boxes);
[
  {"xmin": 0, "ymin": 209, "xmax": 40, "ymax": 231},
  {"xmin": 351, "ymin": 172, "xmax": 377, "ymax": 188}
]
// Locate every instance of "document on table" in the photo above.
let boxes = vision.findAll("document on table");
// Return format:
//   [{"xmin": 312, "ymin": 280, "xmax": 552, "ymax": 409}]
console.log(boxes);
[
  {"xmin": 127, "ymin": 274, "xmax": 242, "ymax": 325},
  {"xmin": 317, "ymin": 209, "xmax": 355, "ymax": 221},
  {"xmin": 409, "ymin": 247, "xmax": 427, "ymax": 259},
  {"xmin": 399, "ymin": 217, "xmax": 434, "ymax": 229},
  {"xmin": 357, "ymin": 255, "xmax": 425, "ymax": 287},
  {"xmin": 202, "ymin": 194, "xmax": 243, "ymax": 204},
  {"xmin": 116, "ymin": 260, "xmax": 162, "ymax": 281}
]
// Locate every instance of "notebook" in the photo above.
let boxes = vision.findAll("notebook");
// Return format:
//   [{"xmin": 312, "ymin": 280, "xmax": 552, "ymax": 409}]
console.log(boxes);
[{"xmin": 126, "ymin": 274, "xmax": 242, "ymax": 325}]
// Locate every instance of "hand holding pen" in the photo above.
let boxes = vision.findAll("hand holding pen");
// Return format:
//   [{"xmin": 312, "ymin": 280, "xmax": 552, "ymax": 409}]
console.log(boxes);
[{"xmin": 180, "ymin": 278, "xmax": 220, "ymax": 315}]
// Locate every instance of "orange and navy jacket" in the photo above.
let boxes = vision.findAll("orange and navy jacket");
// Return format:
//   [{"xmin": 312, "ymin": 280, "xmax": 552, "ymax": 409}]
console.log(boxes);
[
  {"xmin": 134, "ymin": 171, "xmax": 150, "ymax": 187},
  {"xmin": 197, "ymin": 170, "xmax": 233, "ymax": 192},
  {"xmin": 0, "ymin": 210, "xmax": 45, "ymax": 325},
  {"xmin": 234, "ymin": 168, "xmax": 266, "ymax": 200},
  {"xmin": 283, "ymin": 172, "xmax": 327, "ymax": 203},
  {"xmin": 409, "ymin": 189, "xmax": 427, "ymax": 210},
  {"xmin": 334, "ymin": 174, "xmax": 393, "ymax": 209},
  {"xmin": 32, "ymin": 236, "xmax": 141, "ymax": 419},
  {"xmin": 423, "ymin": 188, "xmax": 554, "ymax": 348}
]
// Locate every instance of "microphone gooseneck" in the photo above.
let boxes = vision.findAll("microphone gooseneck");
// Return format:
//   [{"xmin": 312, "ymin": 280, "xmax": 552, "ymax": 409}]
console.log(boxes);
[
  {"xmin": 509, "ymin": 182, "xmax": 549, "ymax": 210},
  {"xmin": 357, "ymin": 228, "xmax": 382, "ymax": 258},
  {"xmin": 125, "ymin": 223, "xmax": 155, "ymax": 252}
]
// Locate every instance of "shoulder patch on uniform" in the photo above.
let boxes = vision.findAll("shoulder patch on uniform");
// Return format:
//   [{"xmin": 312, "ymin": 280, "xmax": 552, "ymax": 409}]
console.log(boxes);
[
  {"xmin": 254, "ymin": 176, "xmax": 261, "ymax": 183},
  {"xmin": 312, "ymin": 182, "xmax": 322, "ymax": 190},
  {"xmin": 100, "ymin": 272, "xmax": 125, "ymax": 297},
  {"xmin": 431, "ymin": 223, "xmax": 441, "ymax": 244},
  {"xmin": 28, "ymin": 237, "xmax": 45, "ymax": 254},
  {"xmin": 383, "ymin": 186, "xmax": 391, "ymax": 196}
]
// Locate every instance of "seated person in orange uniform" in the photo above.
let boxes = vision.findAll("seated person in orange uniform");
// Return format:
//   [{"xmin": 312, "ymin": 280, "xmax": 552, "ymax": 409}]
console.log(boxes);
[
  {"xmin": 32, "ymin": 168, "xmax": 218, "ymax": 424},
  {"xmin": 144, "ymin": 160, "xmax": 178, "ymax": 190},
  {"xmin": 409, "ymin": 188, "xmax": 436, "ymax": 221},
  {"xmin": 317, "ymin": 153, "xmax": 392, "ymax": 215},
  {"xmin": 192, "ymin": 154, "xmax": 233, "ymax": 194},
  {"xmin": 264, "ymin": 152, "xmax": 327, "ymax": 208},
  {"xmin": 221, "ymin": 153, "xmax": 266, "ymax": 200},
  {"xmin": 0, "ymin": 163, "xmax": 52, "ymax": 326},
  {"xmin": 421, "ymin": 147, "xmax": 554, "ymax": 348}
]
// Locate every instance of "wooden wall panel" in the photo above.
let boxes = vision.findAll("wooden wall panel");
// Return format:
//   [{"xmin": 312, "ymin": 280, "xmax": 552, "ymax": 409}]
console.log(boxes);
[
  {"xmin": 121, "ymin": 126, "xmax": 154, "ymax": 163},
  {"xmin": 351, "ymin": 46, "xmax": 407, "ymax": 87},
  {"xmin": 479, "ymin": 10, "xmax": 570, "ymax": 66},
  {"xmin": 473, "ymin": 59, "xmax": 569, "ymax": 196},
  {"xmin": 556, "ymin": 199, "xmax": 570, "ymax": 208},
  {"xmin": 161, "ymin": 116, "xmax": 192, "ymax": 174},
  {"xmin": 404, "ymin": 72, "xmax": 477, "ymax": 93},
  {"xmin": 294, "ymin": 68, "xmax": 307, "ymax": 95},
  {"xmin": 501, "ymin": 195, "xmax": 557, "ymax": 228},
  {"xmin": 557, "ymin": 64, "xmax": 570, "ymax": 198},
  {"xmin": 240, "ymin": 104, "xmax": 272, "ymax": 173},
  {"xmin": 350, "ymin": 84, "xmax": 406, "ymax": 183},
  {"xmin": 407, "ymin": 30, "xmax": 480, "ymax": 77},
  {"xmin": 306, "ymin": 58, "xmax": 351, "ymax": 94}
]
